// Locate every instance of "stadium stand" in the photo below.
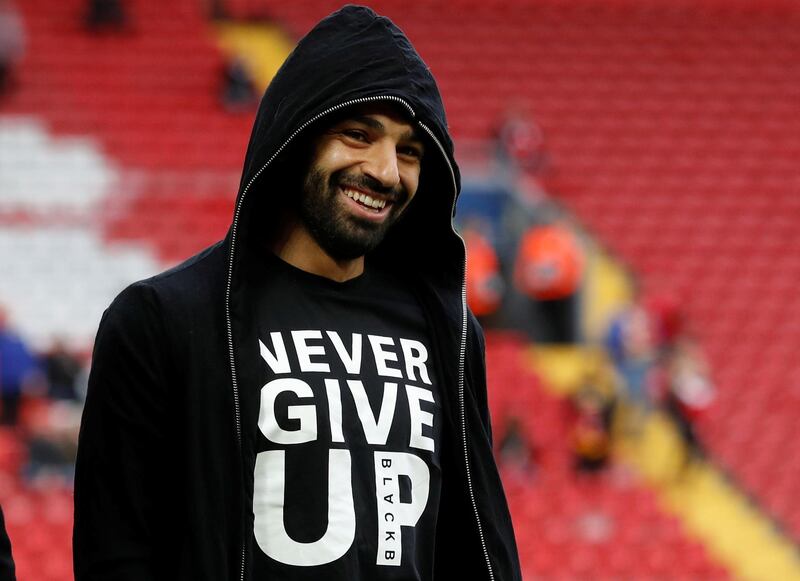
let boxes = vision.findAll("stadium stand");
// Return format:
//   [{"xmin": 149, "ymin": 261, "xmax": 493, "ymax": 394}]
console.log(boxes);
[
  {"xmin": 4, "ymin": 0, "xmax": 245, "ymax": 263},
  {"xmin": 0, "ymin": 117, "xmax": 113, "ymax": 214},
  {"xmin": 1, "ymin": 0, "xmax": 799, "ymax": 579}
]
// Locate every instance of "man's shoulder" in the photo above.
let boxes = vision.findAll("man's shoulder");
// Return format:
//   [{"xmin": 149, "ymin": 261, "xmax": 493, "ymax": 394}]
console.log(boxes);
[
  {"xmin": 109, "ymin": 241, "xmax": 226, "ymax": 318},
  {"xmin": 149, "ymin": 240, "xmax": 227, "ymax": 289}
]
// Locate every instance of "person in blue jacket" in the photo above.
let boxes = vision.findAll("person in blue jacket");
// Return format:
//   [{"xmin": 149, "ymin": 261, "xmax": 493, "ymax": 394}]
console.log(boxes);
[{"xmin": 0, "ymin": 307, "xmax": 38, "ymax": 426}]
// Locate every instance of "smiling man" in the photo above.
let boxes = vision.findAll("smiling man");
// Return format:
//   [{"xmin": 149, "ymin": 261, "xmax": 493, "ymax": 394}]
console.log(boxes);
[
  {"xmin": 277, "ymin": 104, "xmax": 425, "ymax": 280},
  {"xmin": 74, "ymin": 6, "xmax": 521, "ymax": 581}
]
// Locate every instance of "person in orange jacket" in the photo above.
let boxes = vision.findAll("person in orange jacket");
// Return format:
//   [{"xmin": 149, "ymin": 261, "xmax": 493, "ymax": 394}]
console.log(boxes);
[
  {"xmin": 464, "ymin": 225, "xmax": 504, "ymax": 319},
  {"xmin": 514, "ymin": 221, "xmax": 584, "ymax": 343}
]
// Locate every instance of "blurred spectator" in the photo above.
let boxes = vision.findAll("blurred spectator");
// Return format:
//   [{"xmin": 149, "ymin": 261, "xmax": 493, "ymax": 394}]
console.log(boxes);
[
  {"xmin": 570, "ymin": 385, "xmax": 613, "ymax": 474},
  {"xmin": 0, "ymin": 307, "xmax": 39, "ymax": 426},
  {"xmin": 22, "ymin": 398, "xmax": 82, "ymax": 488},
  {"xmin": 85, "ymin": 0, "xmax": 127, "ymax": 31},
  {"xmin": 0, "ymin": 0, "xmax": 25, "ymax": 97},
  {"xmin": 464, "ymin": 222, "xmax": 504, "ymax": 320},
  {"xmin": 0, "ymin": 504, "xmax": 14, "ymax": 581},
  {"xmin": 42, "ymin": 339, "xmax": 84, "ymax": 401},
  {"xmin": 494, "ymin": 101, "xmax": 547, "ymax": 175},
  {"xmin": 497, "ymin": 416, "xmax": 538, "ymax": 482},
  {"xmin": 606, "ymin": 300, "xmax": 658, "ymax": 408},
  {"xmin": 514, "ymin": 221, "xmax": 584, "ymax": 343},
  {"xmin": 644, "ymin": 291, "xmax": 685, "ymax": 350},
  {"xmin": 514, "ymin": 222, "xmax": 583, "ymax": 301},
  {"xmin": 221, "ymin": 56, "xmax": 258, "ymax": 113},
  {"xmin": 655, "ymin": 336, "xmax": 715, "ymax": 462},
  {"xmin": 207, "ymin": 0, "xmax": 228, "ymax": 19}
]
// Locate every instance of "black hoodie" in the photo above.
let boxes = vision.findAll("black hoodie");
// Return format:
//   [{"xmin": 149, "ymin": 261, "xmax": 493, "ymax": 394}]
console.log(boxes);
[
  {"xmin": 0, "ymin": 506, "xmax": 14, "ymax": 581},
  {"xmin": 74, "ymin": 6, "xmax": 521, "ymax": 580}
]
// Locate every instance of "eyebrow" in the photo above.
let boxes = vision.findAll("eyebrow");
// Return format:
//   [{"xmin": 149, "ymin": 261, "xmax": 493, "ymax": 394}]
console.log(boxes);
[{"xmin": 349, "ymin": 115, "xmax": 423, "ymax": 144}]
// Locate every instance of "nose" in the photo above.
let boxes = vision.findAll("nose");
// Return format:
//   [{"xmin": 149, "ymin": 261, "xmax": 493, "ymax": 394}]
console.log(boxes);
[{"xmin": 362, "ymin": 140, "xmax": 400, "ymax": 189}]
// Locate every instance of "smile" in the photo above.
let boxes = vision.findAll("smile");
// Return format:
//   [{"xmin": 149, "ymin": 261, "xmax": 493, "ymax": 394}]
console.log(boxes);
[{"xmin": 341, "ymin": 187, "xmax": 388, "ymax": 211}]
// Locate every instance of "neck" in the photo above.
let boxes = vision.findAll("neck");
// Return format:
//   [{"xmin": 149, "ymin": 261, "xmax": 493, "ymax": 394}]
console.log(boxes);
[{"xmin": 268, "ymin": 215, "xmax": 364, "ymax": 282}]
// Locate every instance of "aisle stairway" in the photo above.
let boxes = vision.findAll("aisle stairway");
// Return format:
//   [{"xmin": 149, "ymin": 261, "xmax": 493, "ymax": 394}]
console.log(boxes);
[
  {"xmin": 486, "ymin": 333, "xmax": 730, "ymax": 580},
  {"xmin": 624, "ymin": 414, "xmax": 800, "ymax": 581}
]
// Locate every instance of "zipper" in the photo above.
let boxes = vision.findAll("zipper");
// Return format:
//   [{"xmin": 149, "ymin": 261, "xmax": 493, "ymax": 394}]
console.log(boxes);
[
  {"xmin": 224, "ymin": 94, "xmax": 416, "ymax": 581},
  {"xmin": 418, "ymin": 122, "xmax": 496, "ymax": 581}
]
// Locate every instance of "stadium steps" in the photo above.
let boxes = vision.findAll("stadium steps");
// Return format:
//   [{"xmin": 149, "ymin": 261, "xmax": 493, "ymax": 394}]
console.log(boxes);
[
  {"xmin": 581, "ymin": 244, "xmax": 634, "ymax": 342},
  {"xmin": 623, "ymin": 414, "xmax": 800, "ymax": 581},
  {"xmin": 487, "ymin": 332, "xmax": 730, "ymax": 579},
  {"xmin": 526, "ymin": 243, "xmax": 800, "ymax": 580},
  {"xmin": 527, "ymin": 341, "xmax": 800, "ymax": 580},
  {"xmin": 214, "ymin": 21, "xmax": 294, "ymax": 90}
]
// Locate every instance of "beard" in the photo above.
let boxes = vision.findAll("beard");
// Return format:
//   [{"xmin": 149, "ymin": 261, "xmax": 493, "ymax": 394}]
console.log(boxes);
[{"xmin": 298, "ymin": 166, "xmax": 409, "ymax": 261}]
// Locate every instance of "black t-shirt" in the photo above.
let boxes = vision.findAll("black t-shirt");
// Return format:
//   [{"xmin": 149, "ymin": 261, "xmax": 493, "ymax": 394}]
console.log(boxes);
[{"xmin": 250, "ymin": 255, "xmax": 442, "ymax": 580}]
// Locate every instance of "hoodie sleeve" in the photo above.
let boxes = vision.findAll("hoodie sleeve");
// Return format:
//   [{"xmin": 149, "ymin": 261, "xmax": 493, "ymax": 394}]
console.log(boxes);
[
  {"xmin": 73, "ymin": 282, "xmax": 172, "ymax": 581},
  {"xmin": 0, "ymin": 505, "xmax": 15, "ymax": 581}
]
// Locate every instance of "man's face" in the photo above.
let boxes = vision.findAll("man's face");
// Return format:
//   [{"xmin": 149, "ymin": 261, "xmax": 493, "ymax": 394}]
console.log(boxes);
[{"xmin": 298, "ymin": 104, "xmax": 425, "ymax": 260}]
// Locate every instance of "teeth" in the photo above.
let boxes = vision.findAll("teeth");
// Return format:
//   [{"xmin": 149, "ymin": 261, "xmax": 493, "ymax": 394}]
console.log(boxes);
[{"xmin": 343, "ymin": 188, "xmax": 386, "ymax": 210}]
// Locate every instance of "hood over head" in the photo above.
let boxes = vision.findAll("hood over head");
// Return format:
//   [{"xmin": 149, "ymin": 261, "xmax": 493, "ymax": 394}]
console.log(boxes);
[{"xmin": 230, "ymin": 4, "xmax": 464, "ymax": 283}]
